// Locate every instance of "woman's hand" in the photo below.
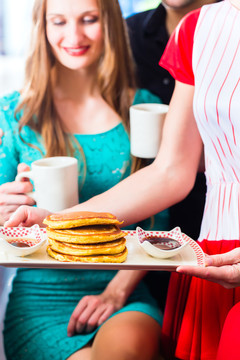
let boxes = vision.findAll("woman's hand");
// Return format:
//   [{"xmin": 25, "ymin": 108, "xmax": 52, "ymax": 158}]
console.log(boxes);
[
  {"xmin": 0, "ymin": 163, "xmax": 35, "ymax": 224},
  {"xmin": 4, "ymin": 205, "xmax": 51, "ymax": 227},
  {"xmin": 67, "ymin": 289, "xmax": 125, "ymax": 336},
  {"xmin": 67, "ymin": 270, "xmax": 146, "ymax": 336},
  {"xmin": 177, "ymin": 248, "xmax": 240, "ymax": 289}
]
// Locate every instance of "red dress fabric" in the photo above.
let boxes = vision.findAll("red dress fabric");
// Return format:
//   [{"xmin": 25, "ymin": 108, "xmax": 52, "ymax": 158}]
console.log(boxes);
[
  {"xmin": 217, "ymin": 302, "xmax": 240, "ymax": 360},
  {"xmin": 162, "ymin": 240, "xmax": 240, "ymax": 360},
  {"xmin": 159, "ymin": 2, "xmax": 240, "ymax": 359}
]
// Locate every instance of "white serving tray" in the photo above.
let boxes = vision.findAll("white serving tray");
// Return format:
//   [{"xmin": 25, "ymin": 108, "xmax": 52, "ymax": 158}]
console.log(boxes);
[{"xmin": 0, "ymin": 229, "xmax": 205, "ymax": 270}]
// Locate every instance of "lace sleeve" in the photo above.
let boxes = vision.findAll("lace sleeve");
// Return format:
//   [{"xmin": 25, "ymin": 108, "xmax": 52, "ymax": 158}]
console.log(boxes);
[{"xmin": 0, "ymin": 93, "xmax": 20, "ymax": 184}]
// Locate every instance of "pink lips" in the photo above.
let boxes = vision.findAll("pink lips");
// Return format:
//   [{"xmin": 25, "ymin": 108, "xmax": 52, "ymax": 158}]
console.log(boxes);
[{"xmin": 63, "ymin": 46, "xmax": 90, "ymax": 56}]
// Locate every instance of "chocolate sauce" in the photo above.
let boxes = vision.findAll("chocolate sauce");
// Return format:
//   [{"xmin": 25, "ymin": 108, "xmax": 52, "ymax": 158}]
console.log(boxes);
[
  {"xmin": 8, "ymin": 239, "xmax": 32, "ymax": 248},
  {"xmin": 143, "ymin": 236, "xmax": 181, "ymax": 250}
]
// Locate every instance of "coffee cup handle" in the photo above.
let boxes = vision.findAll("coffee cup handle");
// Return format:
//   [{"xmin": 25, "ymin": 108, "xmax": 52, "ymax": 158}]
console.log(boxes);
[{"xmin": 15, "ymin": 171, "xmax": 36, "ymax": 201}]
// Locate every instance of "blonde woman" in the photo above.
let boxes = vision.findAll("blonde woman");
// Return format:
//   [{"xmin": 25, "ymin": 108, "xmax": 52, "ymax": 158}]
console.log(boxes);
[{"xmin": 0, "ymin": 0, "xmax": 165, "ymax": 359}]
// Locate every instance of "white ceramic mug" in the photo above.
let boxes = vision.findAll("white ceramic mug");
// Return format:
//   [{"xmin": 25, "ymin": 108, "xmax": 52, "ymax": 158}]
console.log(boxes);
[
  {"xmin": 130, "ymin": 103, "xmax": 169, "ymax": 158},
  {"xmin": 15, "ymin": 156, "xmax": 79, "ymax": 212}
]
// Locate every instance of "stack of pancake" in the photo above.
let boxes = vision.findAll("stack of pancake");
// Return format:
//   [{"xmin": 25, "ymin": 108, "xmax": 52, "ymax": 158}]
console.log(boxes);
[{"xmin": 43, "ymin": 211, "xmax": 128, "ymax": 263}]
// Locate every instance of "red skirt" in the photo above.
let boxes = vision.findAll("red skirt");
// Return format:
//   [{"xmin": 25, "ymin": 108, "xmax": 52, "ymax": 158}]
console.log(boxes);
[{"xmin": 161, "ymin": 239, "xmax": 240, "ymax": 360}]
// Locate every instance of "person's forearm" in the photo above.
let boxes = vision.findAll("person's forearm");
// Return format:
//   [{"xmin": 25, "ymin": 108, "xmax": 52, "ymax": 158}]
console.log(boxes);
[
  {"xmin": 62, "ymin": 83, "xmax": 202, "ymax": 227},
  {"xmin": 68, "ymin": 160, "xmax": 195, "ymax": 226},
  {"xmin": 104, "ymin": 270, "xmax": 147, "ymax": 305},
  {"xmin": 4, "ymin": 83, "xmax": 203, "ymax": 232}
]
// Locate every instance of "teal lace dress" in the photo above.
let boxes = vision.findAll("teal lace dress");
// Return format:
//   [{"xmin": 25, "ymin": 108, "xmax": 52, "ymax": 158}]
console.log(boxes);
[{"xmin": 0, "ymin": 90, "xmax": 168, "ymax": 360}]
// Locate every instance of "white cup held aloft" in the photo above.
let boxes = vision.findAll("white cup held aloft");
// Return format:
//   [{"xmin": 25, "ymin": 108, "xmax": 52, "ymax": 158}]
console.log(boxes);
[{"xmin": 130, "ymin": 103, "xmax": 169, "ymax": 158}]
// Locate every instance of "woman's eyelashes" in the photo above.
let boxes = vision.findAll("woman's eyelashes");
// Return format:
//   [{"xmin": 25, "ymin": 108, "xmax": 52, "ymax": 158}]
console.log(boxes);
[
  {"xmin": 52, "ymin": 19, "xmax": 65, "ymax": 26},
  {"xmin": 48, "ymin": 15, "xmax": 99, "ymax": 26},
  {"xmin": 82, "ymin": 15, "xmax": 99, "ymax": 24}
]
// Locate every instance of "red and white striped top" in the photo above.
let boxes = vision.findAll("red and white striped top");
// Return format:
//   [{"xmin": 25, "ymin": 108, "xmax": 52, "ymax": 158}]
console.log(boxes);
[{"xmin": 161, "ymin": 0, "xmax": 240, "ymax": 241}]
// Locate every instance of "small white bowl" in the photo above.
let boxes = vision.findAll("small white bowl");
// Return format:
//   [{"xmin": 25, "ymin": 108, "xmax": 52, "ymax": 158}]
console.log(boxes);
[
  {"xmin": 137, "ymin": 226, "xmax": 189, "ymax": 259},
  {"xmin": 0, "ymin": 225, "xmax": 47, "ymax": 257}
]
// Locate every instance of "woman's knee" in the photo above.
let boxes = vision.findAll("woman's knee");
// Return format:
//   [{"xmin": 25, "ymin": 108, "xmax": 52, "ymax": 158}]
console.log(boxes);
[{"xmin": 91, "ymin": 312, "xmax": 161, "ymax": 360}]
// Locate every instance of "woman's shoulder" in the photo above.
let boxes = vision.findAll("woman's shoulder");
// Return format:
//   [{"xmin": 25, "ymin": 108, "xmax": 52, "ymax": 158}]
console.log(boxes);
[
  {"xmin": 0, "ymin": 90, "xmax": 20, "ymax": 109},
  {"xmin": 0, "ymin": 91, "xmax": 21, "ymax": 128},
  {"xmin": 133, "ymin": 88, "xmax": 163, "ymax": 105}
]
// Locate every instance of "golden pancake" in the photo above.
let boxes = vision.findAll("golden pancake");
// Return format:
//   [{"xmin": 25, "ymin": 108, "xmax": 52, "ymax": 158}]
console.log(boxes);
[
  {"xmin": 48, "ymin": 237, "xmax": 126, "ymax": 256},
  {"xmin": 46, "ymin": 225, "xmax": 126, "ymax": 244},
  {"xmin": 43, "ymin": 211, "xmax": 123, "ymax": 229},
  {"xmin": 47, "ymin": 246, "xmax": 128, "ymax": 263}
]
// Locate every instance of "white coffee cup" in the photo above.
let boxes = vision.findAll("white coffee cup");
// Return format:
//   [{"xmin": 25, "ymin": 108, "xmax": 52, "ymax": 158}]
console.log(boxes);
[
  {"xmin": 130, "ymin": 103, "xmax": 169, "ymax": 158},
  {"xmin": 15, "ymin": 156, "xmax": 79, "ymax": 212}
]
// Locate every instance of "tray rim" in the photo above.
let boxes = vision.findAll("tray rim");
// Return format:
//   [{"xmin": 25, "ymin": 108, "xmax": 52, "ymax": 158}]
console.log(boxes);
[{"xmin": 0, "ymin": 229, "xmax": 205, "ymax": 270}]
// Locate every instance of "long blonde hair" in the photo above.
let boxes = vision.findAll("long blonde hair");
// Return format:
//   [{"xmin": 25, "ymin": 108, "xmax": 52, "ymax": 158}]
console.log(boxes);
[{"xmin": 16, "ymin": 0, "xmax": 136, "ymax": 158}]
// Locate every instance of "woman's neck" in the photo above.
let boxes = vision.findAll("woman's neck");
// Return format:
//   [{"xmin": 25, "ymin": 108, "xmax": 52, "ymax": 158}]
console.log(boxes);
[
  {"xmin": 165, "ymin": 0, "xmax": 216, "ymax": 36},
  {"xmin": 53, "ymin": 63, "xmax": 99, "ymax": 102},
  {"xmin": 51, "ymin": 62, "xmax": 121, "ymax": 135}
]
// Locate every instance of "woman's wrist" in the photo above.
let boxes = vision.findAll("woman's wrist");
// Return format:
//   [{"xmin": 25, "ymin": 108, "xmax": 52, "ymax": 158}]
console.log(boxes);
[{"xmin": 103, "ymin": 270, "xmax": 147, "ymax": 307}]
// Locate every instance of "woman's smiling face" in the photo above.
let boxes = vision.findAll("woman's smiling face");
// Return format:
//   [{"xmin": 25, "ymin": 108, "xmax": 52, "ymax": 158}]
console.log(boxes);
[{"xmin": 46, "ymin": 0, "xmax": 103, "ymax": 71}]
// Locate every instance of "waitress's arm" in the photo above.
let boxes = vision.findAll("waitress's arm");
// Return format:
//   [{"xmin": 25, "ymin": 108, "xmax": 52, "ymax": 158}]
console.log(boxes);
[
  {"xmin": 5, "ymin": 82, "xmax": 203, "ymax": 228},
  {"xmin": 69, "ymin": 81, "xmax": 203, "ymax": 225}
]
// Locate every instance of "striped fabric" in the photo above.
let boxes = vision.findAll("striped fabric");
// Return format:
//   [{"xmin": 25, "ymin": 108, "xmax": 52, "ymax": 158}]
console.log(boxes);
[
  {"xmin": 192, "ymin": 0, "xmax": 240, "ymax": 241},
  {"xmin": 161, "ymin": 4, "xmax": 240, "ymax": 359}
]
